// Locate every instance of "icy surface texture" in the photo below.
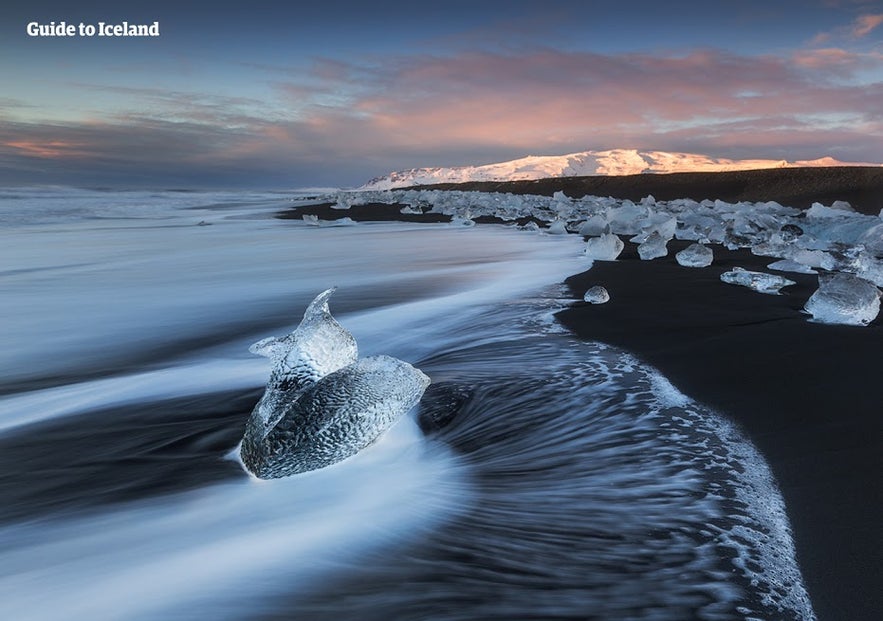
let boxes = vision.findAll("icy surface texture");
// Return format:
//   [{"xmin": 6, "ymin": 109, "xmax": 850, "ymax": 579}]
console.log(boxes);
[
  {"xmin": 584, "ymin": 233, "xmax": 624, "ymax": 260},
  {"xmin": 248, "ymin": 288, "xmax": 358, "ymax": 430},
  {"xmin": 676, "ymin": 243, "xmax": 714, "ymax": 268},
  {"xmin": 720, "ymin": 267, "xmax": 797, "ymax": 295},
  {"xmin": 583, "ymin": 286, "xmax": 610, "ymax": 304},
  {"xmin": 804, "ymin": 273, "xmax": 881, "ymax": 326},
  {"xmin": 637, "ymin": 231, "xmax": 669, "ymax": 260},
  {"xmin": 242, "ymin": 290, "xmax": 430, "ymax": 478},
  {"xmin": 245, "ymin": 356, "xmax": 430, "ymax": 479}
]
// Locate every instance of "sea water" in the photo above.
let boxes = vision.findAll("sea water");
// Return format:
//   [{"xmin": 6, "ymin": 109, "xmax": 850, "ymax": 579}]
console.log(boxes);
[{"xmin": 0, "ymin": 188, "xmax": 814, "ymax": 620}]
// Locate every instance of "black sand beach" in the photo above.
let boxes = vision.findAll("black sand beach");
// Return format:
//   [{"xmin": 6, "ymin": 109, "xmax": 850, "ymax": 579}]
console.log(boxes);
[
  {"xmin": 285, "ymin": 167, "xmax": 883, "ymax": 621},
  {"xmin": 557, "ymin": 242, "xmax": 881, "ymax": 621}
]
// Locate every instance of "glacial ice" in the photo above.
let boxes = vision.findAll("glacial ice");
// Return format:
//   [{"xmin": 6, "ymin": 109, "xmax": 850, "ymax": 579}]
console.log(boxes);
[
  {"xmin": 637, "ymin": 231, "xmax": 669, "ymax": 260},
  {"xmin": 546, "ymin": 220, "xmax": 568, "ymax": 235},
  {"xmin": 248, "ymin": 355, "xmax": 430, "ymax": 479},
  {"xmin": 767, "ymin": 259, "xmax": 817, "ymax": 274},
  {"xmin": 676, "ymin": 243, "xmax": 714, "ymax": 268},
  {"xmin": 308, "ymin": 188, "xmax": 880, "ymax": 301},
  {"xmin": 584, "ymin": 233, "xmax": 624, "ymax": 260},
  {"xmin": 583, "ymin": 285, "xmax": 610, "ymax": 304},
  {"xmin": 577, "ymin": 215, "xmax": 609, "ymax": 237},
  {"xmin": 241, "ymin": 289, "xmax": 430, "ymax": 478},
  {"xmin": 804, "ymin": 273, "xmax": 881, "ymax": 326},
  {"xmin": 720, "ymin": 267, "xmax": 797, "ymax": 295}
]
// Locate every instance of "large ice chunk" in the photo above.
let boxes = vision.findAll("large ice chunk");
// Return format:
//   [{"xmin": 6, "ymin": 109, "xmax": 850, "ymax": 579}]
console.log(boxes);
[
  {"xmin": 637, "ymin": 231, "xmax": 669, "ymax": 260},
  {"xmin": 804, "ymin": 273, "xmax": 881, "ymax": 326},
  {"xmin": 583, "ymin": 285, "xmax": 610, "ymax": 304},
  {"xmin": 245, "ymin": 355, "xmax": 430, "ymax": 479},
  {"xmin": 241, "ymin": 289, "xmax": 430, "ymax": 479},
  {"xmin": 676, "ymin": 243, "xmax": 714, "ymax": 268},
  {"xmin": 720, "ymin": 267, "xmax": 796, "ymax": 295},
  {"xmin": 584, "ymin": 233, "xmax": 624, "ymax": 260},
  {"xmin": 248, "ymin": 288, "xmax": 358, "ymax": 430}
]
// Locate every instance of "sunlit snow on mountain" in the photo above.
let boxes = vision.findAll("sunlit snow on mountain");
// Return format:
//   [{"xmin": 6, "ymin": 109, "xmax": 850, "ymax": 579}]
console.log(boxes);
[{"xmin": 362, "ymin": 150, "xmax": 882, "ymax": 190}]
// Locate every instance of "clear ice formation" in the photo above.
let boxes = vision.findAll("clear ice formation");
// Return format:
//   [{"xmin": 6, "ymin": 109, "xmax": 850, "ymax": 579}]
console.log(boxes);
[
  {"xmin": 241, "ymin": 288, "xmax": 430, "ymax": 479},
  {"xmin": 583, "ymin": 285, "xmax": 610, "ymax": 304},
  {"xmin": 804, "ymin": 273, "xmax": 881, "ymax": 326},
  {"xmin": 637, "ymin": 231, "xmax": 669, "ymax": 260},
  {"xmin": 676, "ymin": 243, "xmax": 714, "ymax": 268},
  {"xmin": 584, "ymin": 233, "xmax": 624, "ymax": 260},
  {"xmin": 720, "ymin": 267, "xmax": 797, "ymax": 295}
]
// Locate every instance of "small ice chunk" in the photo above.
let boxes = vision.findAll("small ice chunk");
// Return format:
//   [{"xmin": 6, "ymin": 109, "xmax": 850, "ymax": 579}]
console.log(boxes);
[
  {"xmin": 720, "ymin": 267, "xmax": 796, "ymax": 295},
  {"xmin": 637, "ymin": 231, "xmax": 668, "ymax": 260},
  {"xmin": 400, "ymin": 205, "xmax": 423, "ymax": 215},
  {"xmin": 302, "ymin": 214, "xmax": 320, "ymax": 225},
  {"xmin": 767, "ymin": 259, "xmax": 817, "ymax": 274},
  {"xmin": 577, "ymin": 215, "xmax": 609, "ymax": 237},
  {"xmin": 326, "ymin": 217, "xmax": 357, "ymax": 226},
  {"xmin": 584, "ymin": 233, "xmax": 624, "ymax": 261},
  {"xmin": 804, "ymin": 273, "xmax": 881, "ymax": 326},
  {"xmin": 791, "ymin": 249, "xmax": 836, "ymax": 270},
  {"xmin": 583, "ymin": 285, "xmax": 610, "ymax": 304},
  {"xmin": 520, "ymin": 221, "xmax": 541, "ymax": 231},
  {"xmin": 676, "ymin": 243, "xmax": 713, "ymax": 268},
  {"xmin": 806, "ymin": 202, "xmax": 855, "ymax": 218},
  {"xmin": 451, "ymin": 215, "xmax": 476, "ymax": 227},
  {"xmin": 546, "ymin": 220, "xmax": 568, "ymax": 235}
]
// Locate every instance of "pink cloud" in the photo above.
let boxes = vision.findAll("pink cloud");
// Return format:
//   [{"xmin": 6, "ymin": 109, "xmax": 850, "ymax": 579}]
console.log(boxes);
[
  {"xmin": 852, "ymin": 13, "xmax": 883, "ymax": 37},
  {"xmin": 4, "ymin": 47, "xmax": 882, "ymax": 185},
  {"xmin": 275, "ymin": 48, "xmax": 882, "ymax": 159}
]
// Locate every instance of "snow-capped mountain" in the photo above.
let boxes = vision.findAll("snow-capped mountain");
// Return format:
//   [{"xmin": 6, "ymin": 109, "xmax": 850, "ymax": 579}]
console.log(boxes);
[{"xmin": 361, "ymin": 149, "xmax": 879, "ymax": 190}]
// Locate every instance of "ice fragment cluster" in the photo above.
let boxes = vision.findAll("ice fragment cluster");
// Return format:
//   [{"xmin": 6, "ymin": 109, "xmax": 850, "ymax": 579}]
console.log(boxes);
[{"xmin": 310, "ymin": 188, "xmax": 883, "ymax": 324}]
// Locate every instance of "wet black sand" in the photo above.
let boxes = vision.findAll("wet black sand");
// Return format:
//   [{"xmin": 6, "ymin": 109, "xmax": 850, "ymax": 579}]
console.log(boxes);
[{"xmin": 557, "ymin": 242, "xmax": 881, "ymax": 621}]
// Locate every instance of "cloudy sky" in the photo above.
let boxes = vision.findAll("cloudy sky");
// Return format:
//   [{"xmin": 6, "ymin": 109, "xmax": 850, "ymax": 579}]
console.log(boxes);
[{"xmin": 1, "ymin": 0, "xmax": 881, "ymax": 188}]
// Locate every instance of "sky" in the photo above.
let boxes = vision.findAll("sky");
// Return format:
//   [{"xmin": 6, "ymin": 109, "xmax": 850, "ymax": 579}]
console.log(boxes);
[{"xmin": 1, "ymin": 0, "xmax": 882, "ymax": 188}]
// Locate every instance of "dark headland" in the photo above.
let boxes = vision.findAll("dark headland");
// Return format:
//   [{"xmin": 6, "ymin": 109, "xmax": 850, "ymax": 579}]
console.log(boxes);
[{"xmin": 284, "ymin": 166, "xmax": 883, "ymax": 621}]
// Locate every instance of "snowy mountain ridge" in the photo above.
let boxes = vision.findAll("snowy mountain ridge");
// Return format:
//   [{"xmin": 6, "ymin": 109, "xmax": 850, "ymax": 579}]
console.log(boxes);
[{"xmin": 361, "ymin": 149, "xmax": 880, "ymax": 190}]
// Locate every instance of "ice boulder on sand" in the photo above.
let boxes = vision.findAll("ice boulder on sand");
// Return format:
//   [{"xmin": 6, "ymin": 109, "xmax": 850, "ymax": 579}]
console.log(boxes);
[
  {"xmin": 584, "ymin": 233, "xmax": 624, "ymax": 260},
  {"xmin": 804, "ymin": 273, "xmax": 881, "ymax": 326},
  {"xmin": 676, "ymin": 243, "xmax": 713, "ymax": 268},
  {"xmin": 583, "ymin": 286, "xmax": 610, "ymax": 304},
  {"xmin": 637, "ymin": 231, "xmax": 669, "ymax": 260},
  {"xmin": 720, "ymin": 267, "xmax": 796, "ymax": 295}
]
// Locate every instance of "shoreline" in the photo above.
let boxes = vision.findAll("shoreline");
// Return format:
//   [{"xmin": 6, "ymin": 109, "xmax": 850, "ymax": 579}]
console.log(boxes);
[
  {"xmin": 279, "ymin": 170, "xmax": 881, "ymax": 620},
  {"xmin": 556, "ymin": 241, "xmax": 880, "ymax": 621}
]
